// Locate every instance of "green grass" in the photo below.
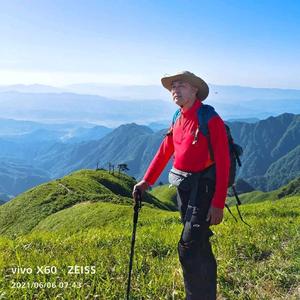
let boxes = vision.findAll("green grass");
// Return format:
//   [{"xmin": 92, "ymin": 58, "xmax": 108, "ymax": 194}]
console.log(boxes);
[
  {"xmin": 227, "ymin": 176, "xmax": 300, "ymax": 206},
  {"xmin": 150, "ymin": 184, "xmax": 178, "ymax": 210},
  {"xmin": 0, "ymin": 170, "xmax": 299, "ymax": 299},
  {"xmin": 0, "ymin": 197, "xmax": 299, "ymax": 299}
]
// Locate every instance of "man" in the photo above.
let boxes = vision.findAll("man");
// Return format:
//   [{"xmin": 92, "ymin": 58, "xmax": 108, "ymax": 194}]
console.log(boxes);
[{"xmin": 133, "ymin": 71, "xmax": 230, "ymax": 300}]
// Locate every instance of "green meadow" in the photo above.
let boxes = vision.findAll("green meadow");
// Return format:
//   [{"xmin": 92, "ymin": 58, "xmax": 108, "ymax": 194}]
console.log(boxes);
[{"xmin": 0, "ymin": 170, "xmax": 299, "ymax": 299}]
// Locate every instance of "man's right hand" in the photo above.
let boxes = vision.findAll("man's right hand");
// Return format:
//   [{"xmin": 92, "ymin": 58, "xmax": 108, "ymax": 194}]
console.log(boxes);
[{"xmin": 132, "ymin": 180, "xmax": 149, "ymax": 200}]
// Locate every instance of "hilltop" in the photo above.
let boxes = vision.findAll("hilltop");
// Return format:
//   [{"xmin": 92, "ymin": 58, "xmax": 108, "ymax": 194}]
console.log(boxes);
[{"xmin": 0, "ymin": 169, "xmax": 172, "ymax": 237}]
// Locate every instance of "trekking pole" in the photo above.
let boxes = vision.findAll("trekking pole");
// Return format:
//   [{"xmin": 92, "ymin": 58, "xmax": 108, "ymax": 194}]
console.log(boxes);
[{"xmin": 126, "ymin": 189, "xmax": 142, "ymax": 300}]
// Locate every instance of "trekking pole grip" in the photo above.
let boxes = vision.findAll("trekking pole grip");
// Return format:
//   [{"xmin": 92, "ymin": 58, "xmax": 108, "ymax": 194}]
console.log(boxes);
[{"xmin": 133, "ymin": 189, "xmax": 142, "ymax": 212}]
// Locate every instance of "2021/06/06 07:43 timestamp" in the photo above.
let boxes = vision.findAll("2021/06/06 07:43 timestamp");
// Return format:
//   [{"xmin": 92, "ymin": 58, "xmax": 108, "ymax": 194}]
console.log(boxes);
[{"xmin": 11, "ymin": 281, "xmax": 83, "ymax": 289}]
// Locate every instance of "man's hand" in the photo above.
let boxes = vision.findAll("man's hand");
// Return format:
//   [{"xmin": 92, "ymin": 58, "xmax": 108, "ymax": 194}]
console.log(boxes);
[
  {"xmin": 206, "ymin": 206, "xmax": 224, "ymax": 225},
  {"xmin": 132, "ymin": 180, "xmax": 149, "ymax": 200}
]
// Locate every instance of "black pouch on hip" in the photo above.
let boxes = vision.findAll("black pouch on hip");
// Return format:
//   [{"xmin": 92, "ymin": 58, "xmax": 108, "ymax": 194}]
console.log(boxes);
[{"xmin": 168, "ymin": 167, "xmax": 195, "ymax": 191}]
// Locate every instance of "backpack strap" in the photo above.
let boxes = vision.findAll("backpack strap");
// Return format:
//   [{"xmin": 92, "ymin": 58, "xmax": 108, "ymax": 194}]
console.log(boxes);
[
  {"xmin": 225, "ymin": 185, "xmax": 251, "ymax": 227},
  {"xmin": 196, "ymin": 104, "xmax": 218, "ymax": 161},
  {"xmin": 225, "ymin": 204, "xmax": 238, "ymax": 222},
  {"xmin": 172, "ymin": 108, "xmax": 181, "ymax": 126},
  {"xmin": 165, "ymin": 108, "xmax": 181, "ymax": 136}
]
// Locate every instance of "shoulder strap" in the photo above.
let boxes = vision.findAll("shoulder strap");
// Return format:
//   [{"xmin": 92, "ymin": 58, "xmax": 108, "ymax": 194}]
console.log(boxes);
[
  {"xmin": 172, "ymin": 108, "xmax": 181, "ymax": 126},
  {"xmin": 197, "ymin": 104, "xmax": 218, "ymax": 136},
  {"xmin": 165, "ymin": 108, "xmax": 181, "ymax": 137},
  {"xmin": 197, "ymin": 104, "xmax": 218, "ymax": 161}
]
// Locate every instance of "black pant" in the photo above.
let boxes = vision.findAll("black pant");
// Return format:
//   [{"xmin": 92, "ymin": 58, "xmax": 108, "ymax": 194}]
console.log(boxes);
[{"xmin": 177, "ymin": 179, "xmax": 217, "ymax": 300}]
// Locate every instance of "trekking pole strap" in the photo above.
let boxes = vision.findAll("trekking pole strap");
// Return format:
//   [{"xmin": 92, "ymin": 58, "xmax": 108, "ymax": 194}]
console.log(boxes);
[
  {"xmin": 235, "ymin": 204, "xmax": 251, "ymax": 227},
  {"xmin": 225, "ymin": 203, "xmax": 238, "ymax": 222},
  {"xmin": 231, "ymin": 185, "xmax": 241, "ymax": 205}
]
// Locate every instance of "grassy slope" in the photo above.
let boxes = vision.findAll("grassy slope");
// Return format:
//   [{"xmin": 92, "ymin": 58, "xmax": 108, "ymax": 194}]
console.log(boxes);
[
  {"xmin": 151, "ymin": 177, "xmax": 300, "ymax": 208},
  {"xmin": 0, "ymin": 196, "xmax": 299, "ymax": 299},
  {"xmin": 0, "ymin": 172, "xmax": 299, "ymax": 299},
  {"xmin": 149, "ymin": 184, "xmax": 178, "ymax": 210},
  {"xmin": 0, "ymin": 169, "xmax": 171, "ymax": 237},
  {"xmin": 227, "ymin": 176, "xmax": 300, "ymax": 206}
]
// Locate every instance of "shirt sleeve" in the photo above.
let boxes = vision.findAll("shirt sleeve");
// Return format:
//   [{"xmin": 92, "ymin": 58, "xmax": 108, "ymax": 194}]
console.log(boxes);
[
  {"xmin": 208, "ymin": 116, "xmax": 230, "ymax": 208},
  {"xmin": 143, "ymin": 133, "xmax": 174, "ymax": 186}
]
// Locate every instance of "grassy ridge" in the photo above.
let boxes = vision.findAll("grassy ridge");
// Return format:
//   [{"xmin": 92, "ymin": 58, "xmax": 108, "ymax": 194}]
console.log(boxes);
[
  {"xmin": 0, "ymin": 197, "xmax": 299, "ymax": 299},
  {"xmin": 0, "ymin": 170, "xmax": 171, "ymax": 237},
  {"xmin": 227, "ymin": 176, "xmax": 300, "ymax": 206},
  {"xmin": 151, "ymin": 177, "xmax": 300, "ymax": 207}
]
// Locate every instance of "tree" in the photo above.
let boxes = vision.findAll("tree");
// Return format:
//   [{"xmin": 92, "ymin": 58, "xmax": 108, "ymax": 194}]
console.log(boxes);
[
  {"xmin": 108, "ymin": 162, "xmax": 115, "ymax": 174},
  {"xmin": 117, "ymin": 163, "xmax": 129, "ymax": 175}
]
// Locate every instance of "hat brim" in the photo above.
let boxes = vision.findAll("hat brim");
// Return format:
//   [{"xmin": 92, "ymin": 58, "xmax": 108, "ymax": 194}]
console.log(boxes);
[{"xmin": 161, "ymin": 73, "xmax": 209, "ymax": 101}]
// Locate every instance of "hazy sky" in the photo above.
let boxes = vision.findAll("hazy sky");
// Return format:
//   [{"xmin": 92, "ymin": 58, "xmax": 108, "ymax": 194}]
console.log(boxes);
[{"xmin": 0, "ymin": 0, "xmax": 300, "ymax": 88}]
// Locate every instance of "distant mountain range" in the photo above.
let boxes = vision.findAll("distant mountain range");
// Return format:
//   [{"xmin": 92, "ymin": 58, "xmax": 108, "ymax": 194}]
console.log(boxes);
[
  {"xmin": 0, "ymin": 119, "xmax": 112, "ymax": 202},
  {"xmin": 0, "ymin": 83, "xmax": 300, "ymax": 126},
  {"xmin": 2, "ymin": 82, "xmax": 300, "ymax": 101},
  {"xmin": 0, "ymin": 112, "xmax": 299, "ymax": 199}
]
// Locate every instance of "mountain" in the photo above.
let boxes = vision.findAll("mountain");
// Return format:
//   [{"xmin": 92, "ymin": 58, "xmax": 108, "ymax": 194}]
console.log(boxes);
[
  {"xmin": 0, "ymin": 118, "xmax": 104, "ymax": 137},
  {"xmin": 13, "ymin": 113, "xmax": 296, "ymax": 196},
  {"xmin": 47, "ymin": 113, "xmax": 300, "ymax": 190},
  {"xmin": 233, "ymin": 178, "xmax": 255, "ymax": 194},
  {"xmin": 0, "ymin": 88, "xmax": 299, "ymax": 127},
  {"xmin": 0, "ymin": 119, "xmax": 113, "ymax": 197},
  {"xmin": 63, "ymin": 83, "xmax": 300, "ymax": 120},
  {"xmin": 1, "ymin": 112, "xmax": 299, "ymax": 198},
  {"xmin": 0, "ymin": 124, "xmax": 112, "ymax": 162},
  {"xmin": 3, "ymin": 82, "xmax": 300, "ymax": 102},
  {"xmin": 0, "ymin": 158, "xmax": 51, "ymax": 196},
  {"xmin": 228, "ymin": 113, "xmax": 300, "ymax": 190},
  {"xmin": 61, "ymin": 125, "xmax": 112, "ymax": 143},
  {"xmin": 64, "ymin": 82, "xmax": 300, "ymax": 101},
  {"xmin": 0, "ymin": 91, "xmax": 174, "ymax": 126},
  {"xmin": 32, "ymin": 123, "xmax": 171, "ymax": 181}
]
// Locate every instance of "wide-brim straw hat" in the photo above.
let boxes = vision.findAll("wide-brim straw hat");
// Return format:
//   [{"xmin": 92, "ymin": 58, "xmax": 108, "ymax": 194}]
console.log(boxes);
[{"xmin": 161, "ymin": 71, "xmax": 209, "ymax": 101}]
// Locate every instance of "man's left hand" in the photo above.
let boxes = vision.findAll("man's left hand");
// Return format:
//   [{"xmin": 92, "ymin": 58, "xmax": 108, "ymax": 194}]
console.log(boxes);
[{"xmin": 206, "ymin": 206, "xmax": 224, "ymax": 225}]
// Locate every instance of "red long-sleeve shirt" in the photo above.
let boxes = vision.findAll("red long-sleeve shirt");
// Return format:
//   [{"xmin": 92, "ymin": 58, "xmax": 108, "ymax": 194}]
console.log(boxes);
[{"xmin": 143, "ymin": 99, "xmax": 230, "ymax": 208}]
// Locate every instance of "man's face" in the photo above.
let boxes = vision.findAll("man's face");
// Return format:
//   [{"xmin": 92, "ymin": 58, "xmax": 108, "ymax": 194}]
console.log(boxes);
[{"xmin": 171, "ymin": 80, "xmax": 197, "ymax": 107}]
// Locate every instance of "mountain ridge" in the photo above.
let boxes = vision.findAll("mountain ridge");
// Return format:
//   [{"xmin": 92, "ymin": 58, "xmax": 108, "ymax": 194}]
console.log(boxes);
[{"xmin": 0, "ymin": 169, "xmax": 171, "ymax": 237}]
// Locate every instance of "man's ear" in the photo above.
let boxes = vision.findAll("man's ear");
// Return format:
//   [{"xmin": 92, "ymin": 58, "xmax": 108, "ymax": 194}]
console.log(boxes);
[{"xmin": 192, "ymin": 86, "xmax": 198, "ymax": 97}]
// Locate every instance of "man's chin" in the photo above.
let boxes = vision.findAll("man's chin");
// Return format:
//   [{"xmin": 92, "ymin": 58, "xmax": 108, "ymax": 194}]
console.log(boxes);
[{"xmin": 174, "ymin": 99, "xmax": 184, "ymax": 106}]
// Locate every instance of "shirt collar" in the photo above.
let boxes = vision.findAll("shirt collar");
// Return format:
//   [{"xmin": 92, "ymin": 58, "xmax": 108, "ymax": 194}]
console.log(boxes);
[{"xmin": 181, "ymin": 99, "xmax": 202, "ymax": 117}]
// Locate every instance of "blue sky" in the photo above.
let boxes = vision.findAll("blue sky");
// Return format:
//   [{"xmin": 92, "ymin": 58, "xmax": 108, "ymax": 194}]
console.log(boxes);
[{"xmin": 0, "ymin": 0, "xmax": 300, "ymax": 88}]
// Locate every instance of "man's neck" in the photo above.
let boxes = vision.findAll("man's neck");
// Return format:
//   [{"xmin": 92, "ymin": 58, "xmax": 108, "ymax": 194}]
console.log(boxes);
[{"xmin": 181, "ymin": 98, "xmax": 197, "ymax": 112}]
